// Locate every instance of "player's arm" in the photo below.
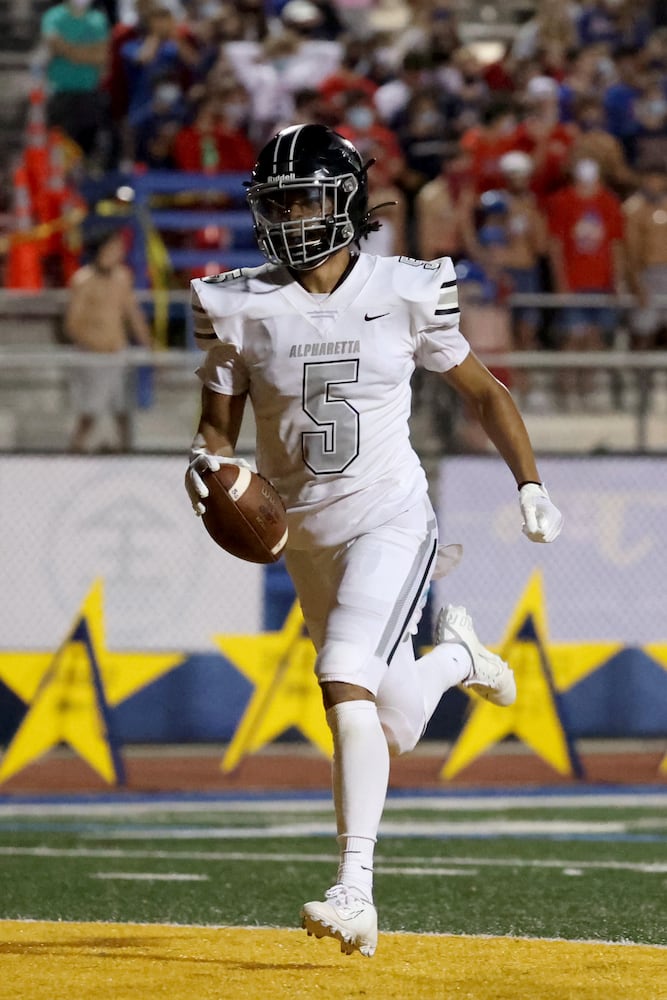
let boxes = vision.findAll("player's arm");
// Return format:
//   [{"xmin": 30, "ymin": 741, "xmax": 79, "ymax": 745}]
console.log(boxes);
[
  {"xmin": 197, "ymin": 385, "xmax": 247, "ymax": 457},
  {"xmin": 185, "ymin": 387, "xmax": 249, "ymax": 515},
  {"xmin": 442, "ymin": 352, "xmax": 563, "ymax": 542}
]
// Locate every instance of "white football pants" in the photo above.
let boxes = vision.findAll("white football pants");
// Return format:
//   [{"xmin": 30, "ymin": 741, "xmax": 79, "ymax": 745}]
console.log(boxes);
[{"xmin": 285, "ymin": 494, "xmax": 439, "ymax": 754}]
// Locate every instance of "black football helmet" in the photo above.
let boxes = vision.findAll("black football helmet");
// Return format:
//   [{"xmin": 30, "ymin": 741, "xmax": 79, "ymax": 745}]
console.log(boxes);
[{"xmin": 246, "ymin": 124, "xmax": 370, "ymax": 270}]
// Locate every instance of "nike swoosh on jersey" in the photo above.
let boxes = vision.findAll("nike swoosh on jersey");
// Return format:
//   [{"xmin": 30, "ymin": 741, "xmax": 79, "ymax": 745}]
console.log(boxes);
[{"xmin": 364, "ymin": 312, "xmax": 390, "ymax": 321}]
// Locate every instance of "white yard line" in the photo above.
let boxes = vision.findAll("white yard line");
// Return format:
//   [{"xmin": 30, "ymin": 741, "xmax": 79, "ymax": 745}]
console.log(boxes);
[
  {"xmin": 90, "ymin": 872, "xmax": 209, "ymax": 882},
  {"xmin": 376, "ymin": 866, "xmax": 477, "ymax": 877},
  {"xmin": 1, "ymin": 845, "xmax": 665, "ymax": 873},
  {"xmin": 76, "ymin": 818, "xmax": 665, "ymax": 839},
  {"xmin": 0, "ymin": 791, "xmax": 665, "ymax": 818}
]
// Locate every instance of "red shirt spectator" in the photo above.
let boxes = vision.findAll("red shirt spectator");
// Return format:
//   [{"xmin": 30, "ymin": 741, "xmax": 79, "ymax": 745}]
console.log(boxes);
[
  {"xmin": 336, "ymin": 92, "xmax": 404, "ymax": 186},
  {"xmin": 460, "ymin": 101, "xmax": 519, "ymax": 194},
  {"xmin": 547, "ymin": 160, "xmax": 624, "ymax": 291},
  {"xmin": 173, "ymin": 95, "xmax": 256, "ymax": 173},
  {"xmin": 513, "ymin": 119, "xmax": 575, "ymax": 202},
  {"xmin": 511, "ymin": 75, "xmax": 576, "ymax": 202},
  {"xmin": 318, "ymin": 39, "xmax": 377, "ymax": 120}
]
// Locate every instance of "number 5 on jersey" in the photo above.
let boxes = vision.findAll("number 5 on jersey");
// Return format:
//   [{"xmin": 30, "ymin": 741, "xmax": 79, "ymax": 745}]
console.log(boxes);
[{"xmin": 302, "ymin": 360, "xmax": 360, "ymax": 474}]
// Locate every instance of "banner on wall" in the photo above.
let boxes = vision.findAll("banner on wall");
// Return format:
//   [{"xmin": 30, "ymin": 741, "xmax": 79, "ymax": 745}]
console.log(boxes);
[
  {"xmin": 0, "ymin": 456, "xmax": 262, "ymax": 650},
  {"xmin": 435, "ymin": 455, "xmax": 667, "ymax": 644}
]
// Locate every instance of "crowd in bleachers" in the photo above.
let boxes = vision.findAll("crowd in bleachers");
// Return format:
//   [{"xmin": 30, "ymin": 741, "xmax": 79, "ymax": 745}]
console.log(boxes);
[{"xmin": 5, "ymin": 0, "xmax": 667, "ymax": 409}]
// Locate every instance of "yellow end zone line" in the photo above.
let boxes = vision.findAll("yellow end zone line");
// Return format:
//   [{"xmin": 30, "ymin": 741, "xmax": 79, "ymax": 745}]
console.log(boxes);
[
  {"xmin": 1, "ymin": 919, "xmax": 664, "ymax": 1000},
  {"xmin": 1, "ymin": 917, "xmax": 665, "ymax": 950}
]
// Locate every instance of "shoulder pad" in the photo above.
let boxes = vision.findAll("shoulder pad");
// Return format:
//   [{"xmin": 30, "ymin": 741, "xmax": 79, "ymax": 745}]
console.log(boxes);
[
  {"xmin": 192, "ymin": 263, "xmax": 282, "ymax": 317},
  {"xmin": 391, "ymin": 255, "xmax": 452, "ymax": 304}
]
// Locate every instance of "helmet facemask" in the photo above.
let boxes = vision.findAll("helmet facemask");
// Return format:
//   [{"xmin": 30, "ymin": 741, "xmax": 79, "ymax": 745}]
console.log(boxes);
[{"xmin": 247, "ymin": 173, "xmax": 359, "ymax": 270}]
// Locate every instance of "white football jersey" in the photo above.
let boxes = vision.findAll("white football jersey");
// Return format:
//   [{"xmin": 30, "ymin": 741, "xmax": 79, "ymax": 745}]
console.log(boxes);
[{"xmin": 192, "ymin": 253, "xmax": 469, "ymax": 549}]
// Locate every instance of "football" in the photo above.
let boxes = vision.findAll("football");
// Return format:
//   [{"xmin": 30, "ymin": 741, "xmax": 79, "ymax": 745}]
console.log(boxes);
[{"xmin": 201, "ymin": 464, "xmax": 288, "ymax": 564}]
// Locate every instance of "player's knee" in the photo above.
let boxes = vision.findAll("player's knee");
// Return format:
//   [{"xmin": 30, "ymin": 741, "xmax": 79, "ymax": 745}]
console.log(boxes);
[
  {"xmin": 376, "ymin": 703, "xmax": 424, "ymax": 756},
  {"xmin": 316, "ymin": 642, "xmax": 385, "ymax": 695}
]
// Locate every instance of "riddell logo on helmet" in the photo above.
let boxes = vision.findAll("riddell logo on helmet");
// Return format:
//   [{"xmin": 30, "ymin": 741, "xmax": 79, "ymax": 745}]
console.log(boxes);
[{"xmin": 267, "ymin": 172, "xmax": 297, "ymax": 181}]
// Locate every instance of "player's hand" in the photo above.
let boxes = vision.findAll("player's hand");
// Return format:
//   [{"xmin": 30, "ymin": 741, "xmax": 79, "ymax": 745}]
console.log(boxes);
[
  {"xmin": 519, "ymin": 483, "xmax": 563, "ymax": 543},
  {"xmin": 185, "ymin": 448, "xmax": 251, "ymax": 516}
]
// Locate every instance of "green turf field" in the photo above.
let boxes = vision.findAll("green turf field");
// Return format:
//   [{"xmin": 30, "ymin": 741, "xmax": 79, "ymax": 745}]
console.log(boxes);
[{"xmin": 0, "ymin": 791, "xmax": 665, "ymax": 946}]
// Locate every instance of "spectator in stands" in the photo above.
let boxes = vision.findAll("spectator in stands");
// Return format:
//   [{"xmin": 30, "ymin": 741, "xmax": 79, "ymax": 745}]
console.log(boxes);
[
  {"xmin": 273, "ymin": 85, "xmax": 332, "ymax": 133},
  {"xmin": 236, "ymin": 31, "xmax": 301, "ymax": 143},
  {"xmin": 481, "ymin": 42, "xmax": 518, "ymax": 96},
  {"xmin": 576, "ymin": 0, "xmax": 652, "ymax": 52},
  {"xmin": 337, "ymin": 90, "xmax": 405, "ymax": 187},
  {"xmin": 172, "ymin": 82, "xmax": 256, "ymax": 172},
  {"xmin": 602, "ymin": 45, "xmax": 645, "ymax": 158},
  {"xmin": 423, "ymin": 1, "xmax": 461, "ymax": 68},
  {"xmin": 569, "ymin": 95, "xmax": 636, "ymax": 194},
  {"xmin": 65, "ymin": 225, "xmax": 153, "ymax": 453},
  {"xmin": 373, "ymin": 50, "xmax": 430, "ymax": 126},
  {"xmin": 496, "ymin": 151, "xmax": 549, "ymax": 354},
  {"xmin": 632, "ymin": 76, "xmax": 667, "ymax": 170},
  {"xmin": 436, "ymin": 45, "xmax": 488, "ymax": 132},
  {"xmin": 395, "ymin": 87, "xmax": 456, "ymax": 190},
  {"xmin": 281, "ymin": 0, "xmax": 344, "ymax": 41},
  {"xmin": 228, "ymin": 0, "xmax": 268, "ymax": 42},
  {"xmin": 318, "ymin": 37, "xmax": 378, "ymax": 122},
  {"xmin": 398, "ymin": 0, "xmax": 461, "ymax": 68},
  {"xmin": 547, "ymin": 157, "xmax": 625, "ymax": 406},
  {"xmin": 460, "ymin": 99, "xmax": 519, "ymax": 195},
  {"xmin": 559, "ymin": 45, "xmax": 612, "ymax": 122},
  {"xmin": 120, "ymin": 3, "xmax": 200, "ymax": 155},
  {"xmin": 512, "ymin": 75, "xmax": 576, "ymax": 203},
  {"xmin": 133, "ymin": 70, "xmax": 189, "ymax": 166},
  {"xmin": 624, "ymin": 163, "xmax": 667, "ymax": 349},
  {"xmin": 233, "ymin": 21, "xmax": 341, "ymax": 144},
  {"xmin": 414, "ymin": 147, "xmax": 475, "ymax": 262},
  {"xmin": 41, "ymin": 0, "xmax": 111, "ymax": 161},
  {"xmin": 511, "ymin": 0, "xmax": 579, "ymax": 64},
  {"xmin": 104, "ymin": 0, "xmax": 155, "ymax": 126}
]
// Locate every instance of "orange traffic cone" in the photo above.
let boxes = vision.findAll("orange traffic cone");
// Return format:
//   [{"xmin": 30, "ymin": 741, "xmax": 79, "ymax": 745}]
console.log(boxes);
[
  {"xmin": 43, "ymin": 128, "xmax": 68, "ymax": 254},
  {"xmin": 24, "ymin": 84, "xmax": 49, "ymax": 196},
  {"xmin": 5, "ymin": 161, "xmax": 44, "ymax": 290}
]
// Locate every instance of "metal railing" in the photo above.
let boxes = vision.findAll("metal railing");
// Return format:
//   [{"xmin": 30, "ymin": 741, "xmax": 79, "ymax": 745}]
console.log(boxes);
[{"xmin": 0, "ymin": 289, "xmax": 665, "ymax": 453}]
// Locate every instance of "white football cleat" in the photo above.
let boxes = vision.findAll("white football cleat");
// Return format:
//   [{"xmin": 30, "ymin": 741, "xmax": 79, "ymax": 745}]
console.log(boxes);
[
  {"xmin": 435, "ymin": 604, "xmax": 516, "ymax": 707},
  {"xmin": 301, "ymin": 884, "xmax": 378, "ymax": 957}
]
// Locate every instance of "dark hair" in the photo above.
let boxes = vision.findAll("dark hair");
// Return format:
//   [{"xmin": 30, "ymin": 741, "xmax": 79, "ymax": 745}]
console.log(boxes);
[
  {"xmin": 481, "ymin": 100, "xmax": 516, "ymax": 125},
  {"xmin": 83, "ymin": 222, "xmax": 125, "ymax": 260}
]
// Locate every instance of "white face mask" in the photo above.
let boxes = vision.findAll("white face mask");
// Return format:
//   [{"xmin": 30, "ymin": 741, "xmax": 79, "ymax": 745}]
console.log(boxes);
[
  {"xmin": 346, "ymin": 107, "xmax": 374, "ymax": 131},
  {"xmin": 155, "ymin": 83, "xmax": 181, "ymax": 106},
  {"xmin": 574, "ymin": 159, "xmax": 600, "ymax": 185}
]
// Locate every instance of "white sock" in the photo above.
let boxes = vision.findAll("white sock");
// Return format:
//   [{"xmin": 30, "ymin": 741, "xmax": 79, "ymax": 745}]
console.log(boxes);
[
  {"xmin": 418, "ymin": 642, "xmax": 471, "ymax": 723},
  {"xmin": 326, "ymin": 700, "xmax": 390, "ymax": 903}
]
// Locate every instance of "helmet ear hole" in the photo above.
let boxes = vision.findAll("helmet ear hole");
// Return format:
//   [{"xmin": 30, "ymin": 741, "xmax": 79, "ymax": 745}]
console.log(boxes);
[{"xmin": 246, "ymin": 124, "xmax": 369, "ymax": 270}]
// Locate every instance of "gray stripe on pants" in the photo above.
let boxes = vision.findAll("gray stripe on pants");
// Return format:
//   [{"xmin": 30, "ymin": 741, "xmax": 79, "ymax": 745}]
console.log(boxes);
[{"xmin": 374, "ymin": 517, "xmax": 438, "ymax": 662}]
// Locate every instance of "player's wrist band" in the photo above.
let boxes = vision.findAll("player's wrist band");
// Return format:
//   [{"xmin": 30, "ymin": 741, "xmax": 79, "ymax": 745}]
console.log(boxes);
[{"xmin": 517, "ymin": 481, "xmax": 542, "ymax": 490}]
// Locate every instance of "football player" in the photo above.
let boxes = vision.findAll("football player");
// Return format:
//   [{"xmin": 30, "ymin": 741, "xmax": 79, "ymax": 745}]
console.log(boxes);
[{"xmin": 185, "ymin": 124, "xmax": 563, "ymax": 958}]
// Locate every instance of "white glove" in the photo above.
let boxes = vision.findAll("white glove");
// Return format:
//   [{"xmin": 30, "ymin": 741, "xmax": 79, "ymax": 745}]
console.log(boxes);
[
  {"xmin": 519, "ymin": 483, "xmax": 563, "ymax": 543},
  {"xmin": 185, "ymin": 443, "xmax": 251, "ymax": 516}
]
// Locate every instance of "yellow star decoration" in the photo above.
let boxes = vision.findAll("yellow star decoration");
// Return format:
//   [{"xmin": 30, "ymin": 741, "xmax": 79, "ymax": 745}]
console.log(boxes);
[
  {"xmin": 213, "ymin": 600, "xmax": 332, "ymax": 772},
  {"xmin": 0, "ymin": 580, "xmax": 184, "ymax": 785},
  {"xmin": 442, "ymin": 570, "xmax": 623, "ymax": 780},
  {"xmin": 644, "ymin": 644, "xmax": 667, "ymax": 775}
]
